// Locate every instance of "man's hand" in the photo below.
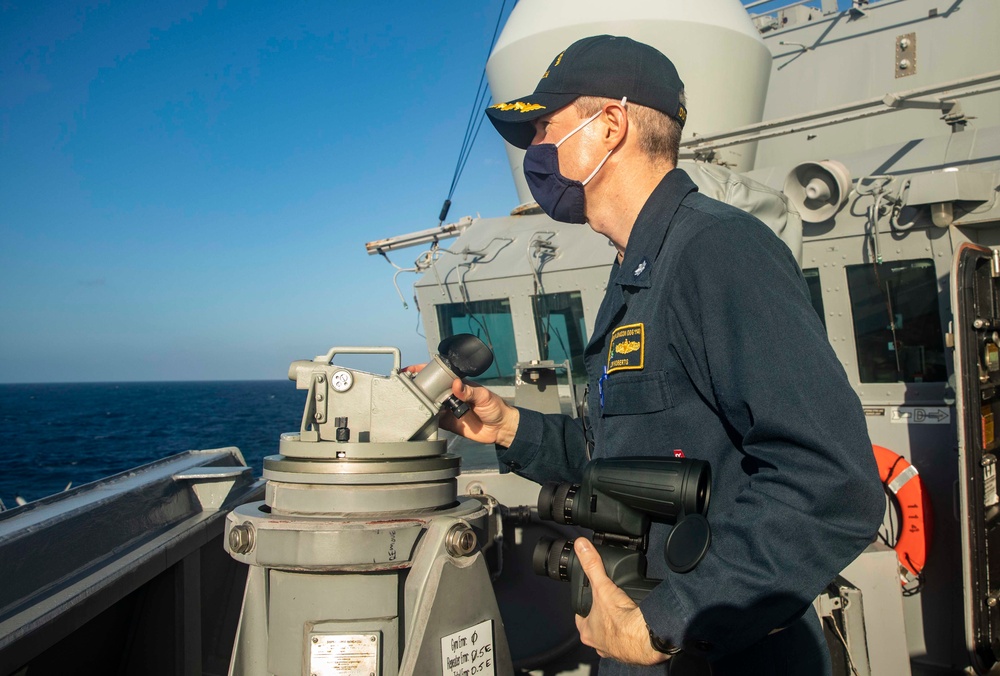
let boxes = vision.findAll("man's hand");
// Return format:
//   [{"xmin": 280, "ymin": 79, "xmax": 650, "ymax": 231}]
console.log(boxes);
[
  {"xmin": 574, "ymin": 538, "xmax": 670, "ymax": 666},
  {"xmin": 440, "ymin": 378, "xmax": 520, "ymax": 448},
  {"xmin": 401, "ymin": 366, "xmax": 519, "ymax": 448}
]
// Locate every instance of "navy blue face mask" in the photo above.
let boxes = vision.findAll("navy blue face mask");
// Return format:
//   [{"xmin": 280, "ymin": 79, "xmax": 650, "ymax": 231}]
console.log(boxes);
[{"xmin": 523, "ymin": 97, "xmax": 626, "ymax": 224}]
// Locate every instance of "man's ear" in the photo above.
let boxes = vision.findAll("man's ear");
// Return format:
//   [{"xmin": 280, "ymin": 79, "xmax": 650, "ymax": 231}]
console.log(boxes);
[{"xmin": 601, "ymin": 100, "xmax": 628, "ymax": 150}]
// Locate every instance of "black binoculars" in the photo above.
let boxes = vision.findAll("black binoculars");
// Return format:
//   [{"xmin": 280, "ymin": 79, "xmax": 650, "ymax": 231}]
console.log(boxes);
[{"xmin": 532, "ymin": 456, "xmax": 712, "ymax": 616}]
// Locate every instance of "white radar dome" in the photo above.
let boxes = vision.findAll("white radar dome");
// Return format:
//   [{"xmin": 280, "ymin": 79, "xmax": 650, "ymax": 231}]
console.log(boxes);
[{"xmin": 486, "ymin": 0, "xmax": 771, "ymax": 204}]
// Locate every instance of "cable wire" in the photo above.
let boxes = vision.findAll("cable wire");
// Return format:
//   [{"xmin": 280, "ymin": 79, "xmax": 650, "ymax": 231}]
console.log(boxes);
[
  {"xmin": 823, "ymin": 615, "xmax": 861, "ymax": 676},
  {"xmin": 439, "ymin": 0, "xmax": 510, "ymax": 224}
]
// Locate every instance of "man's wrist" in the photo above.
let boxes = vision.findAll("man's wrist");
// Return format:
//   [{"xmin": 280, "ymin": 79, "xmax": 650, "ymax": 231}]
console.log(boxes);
[
  {"xmin": 495, "ymin": 406, "xmax": 520, "ymax": 448},
  {"xmin": 619, "ymin": 607, "xmax": 671, "ymax": 665}
]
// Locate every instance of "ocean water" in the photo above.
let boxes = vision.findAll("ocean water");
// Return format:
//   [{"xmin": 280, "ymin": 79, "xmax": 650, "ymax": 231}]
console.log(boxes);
[{"xmin": 0, "ymin": 381, "xmax": 306, "ymax": 505}]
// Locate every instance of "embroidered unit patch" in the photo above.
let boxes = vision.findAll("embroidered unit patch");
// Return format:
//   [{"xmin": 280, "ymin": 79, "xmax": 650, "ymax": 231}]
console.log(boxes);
[{"xmin": 607, "ymin": 323, "xmax": 644, "ymax": 373}]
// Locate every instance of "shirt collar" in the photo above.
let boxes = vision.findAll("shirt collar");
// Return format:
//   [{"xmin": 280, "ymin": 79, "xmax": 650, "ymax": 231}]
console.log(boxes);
[{"xmin": 613, "ymin": 168, "xmax": 698, "ymax": 288}]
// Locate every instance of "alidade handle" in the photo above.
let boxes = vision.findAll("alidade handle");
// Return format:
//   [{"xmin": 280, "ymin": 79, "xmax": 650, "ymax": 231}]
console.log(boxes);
[{"xmin": 312, "ymin": 346, "xmax": 402, "ymax": 372}]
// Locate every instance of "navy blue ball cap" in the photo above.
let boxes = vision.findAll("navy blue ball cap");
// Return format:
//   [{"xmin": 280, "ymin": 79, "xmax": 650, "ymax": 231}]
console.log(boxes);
[{"xmin": 486, "ymin": 35, "xmax": 687, "ymax": 150}]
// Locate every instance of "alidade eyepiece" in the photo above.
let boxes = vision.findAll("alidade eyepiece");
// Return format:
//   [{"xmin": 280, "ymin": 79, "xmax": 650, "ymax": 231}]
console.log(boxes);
[
  {"xmin": 409, "ymin": 334, "xmax": 494, "ymax": 419},
  {"xmin": 437, "ymin": 334, "xmax": 494, "ymax": 379}
]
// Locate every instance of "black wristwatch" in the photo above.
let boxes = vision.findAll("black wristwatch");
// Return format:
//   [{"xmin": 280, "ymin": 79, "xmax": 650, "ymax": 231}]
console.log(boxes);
[{"xmin": 647, "ymin": 624, "xmax": 682, "ymax": 655}]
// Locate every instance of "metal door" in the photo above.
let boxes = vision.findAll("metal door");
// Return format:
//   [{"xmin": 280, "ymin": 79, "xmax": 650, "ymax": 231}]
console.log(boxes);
[{"xmin": 953, "ymin": 242, "xmax": 1000, "ymax": 674}]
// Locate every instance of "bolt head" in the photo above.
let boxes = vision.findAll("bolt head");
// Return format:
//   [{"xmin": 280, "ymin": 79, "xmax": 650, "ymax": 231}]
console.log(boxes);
[
  {"xmin": 445, "ymin": 524, "xmax": 478, "ymax": 557},
  {"xmin": 228, "ymin": 523, "xmax": 255, "ymax": 554}
]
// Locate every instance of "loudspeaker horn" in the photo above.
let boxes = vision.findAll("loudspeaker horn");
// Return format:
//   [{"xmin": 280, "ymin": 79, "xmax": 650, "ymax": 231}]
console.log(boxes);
[{"xmin": 783, "ymin": 160, "xmax": 852, "ymax": 223}]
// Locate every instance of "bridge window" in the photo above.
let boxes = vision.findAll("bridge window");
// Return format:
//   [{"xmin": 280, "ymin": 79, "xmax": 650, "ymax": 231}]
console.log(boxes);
[
  {"xmin": 436, "ymin": 299, "xmax": 516, "ymax": 385},
  {"xmin": 532, "ymin": 291, "xmax": 588, "ymax": 383},
  {"xmin": 846, "ymin": 259, "xmax": 946, "ymax": 383},
  {"xmin": 802, "ymin": 268, "xmax": 825, "ymax": 328}
]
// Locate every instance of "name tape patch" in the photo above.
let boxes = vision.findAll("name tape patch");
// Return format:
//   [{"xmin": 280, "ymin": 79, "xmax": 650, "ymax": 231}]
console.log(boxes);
[{"xmin": 607, "ymin": 323, "xmax": 644, "ymax": 374}]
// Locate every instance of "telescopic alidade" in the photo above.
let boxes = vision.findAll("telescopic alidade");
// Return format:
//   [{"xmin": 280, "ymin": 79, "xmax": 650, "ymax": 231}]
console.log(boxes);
[{"xmin": 225, "ymin": 334, "xmax": 514, "ymax": 676}]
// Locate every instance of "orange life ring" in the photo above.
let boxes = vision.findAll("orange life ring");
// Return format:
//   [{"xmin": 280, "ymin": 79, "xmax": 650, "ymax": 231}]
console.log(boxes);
[{"xmin": 873, "ymin": 444, "xmax": 932, "ymax": 584}]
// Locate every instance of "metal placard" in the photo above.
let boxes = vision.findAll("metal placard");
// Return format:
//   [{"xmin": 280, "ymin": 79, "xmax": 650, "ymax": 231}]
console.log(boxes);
[
  {"xmin": 309, "ymin": 633, "xmax": 379, "ymax": 676},
  {"xmin": 441, "ymin": 619, "xmax": 495, "ymax": 676},
  {"xmin": 984, "ymin": 455, "xmax": 999, "ymax": 508}
]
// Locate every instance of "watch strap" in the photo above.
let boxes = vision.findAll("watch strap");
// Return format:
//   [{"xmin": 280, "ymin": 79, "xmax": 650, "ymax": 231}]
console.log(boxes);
[{"xmin": 647, "ymin": 624, "xmax": 682, "ymax": 655}]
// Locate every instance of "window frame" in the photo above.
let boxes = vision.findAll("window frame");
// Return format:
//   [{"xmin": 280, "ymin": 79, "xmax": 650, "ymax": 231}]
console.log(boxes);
[
  {"xmin": 435, "ymin": 297, "xmax": 519, "ymax": 386},
  {"xmin": 804, "ymin": 233, "xmax": 952, "ymax": 404},
  {"xmin": 530, "ymin": 290, "xmax": 589, "ymax": 384}
]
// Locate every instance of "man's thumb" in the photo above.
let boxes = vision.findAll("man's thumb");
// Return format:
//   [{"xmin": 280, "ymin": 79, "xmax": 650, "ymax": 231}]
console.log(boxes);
[
  {"xmin": 452, "ymin": 378, "xmax": 472, "ymax": 400},
  {"xmin": 574, "ymin": 538, "xmax": 609, "ymax": 583}
]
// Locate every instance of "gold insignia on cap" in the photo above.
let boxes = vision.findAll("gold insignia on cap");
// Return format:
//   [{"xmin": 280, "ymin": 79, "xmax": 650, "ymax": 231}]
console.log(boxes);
[
  {"xmin": 489, "ymin": 101, "xmax": 546, "ymax": 113},
  {"xmin": 677, "ymin": 105, "xmax": 687, "ymax": 122},
  {"xmin": 541, "ymin": 51, "xmax": 564, "ymax": 78}
]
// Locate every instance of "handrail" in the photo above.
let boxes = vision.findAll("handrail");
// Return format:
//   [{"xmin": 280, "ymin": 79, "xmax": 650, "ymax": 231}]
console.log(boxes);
[
  {"xmin": 680, "ymin": 70, "xmax": 1000, "ymax": 154},
  {"xmin": 747, "ymin": 0, "xmax": 821, "ymax": 18}
]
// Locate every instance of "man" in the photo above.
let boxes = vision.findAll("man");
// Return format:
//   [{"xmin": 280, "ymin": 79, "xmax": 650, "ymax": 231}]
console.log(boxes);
[{"xmin": 442, "ymin": 35, "xmax": 883, "ymax": 674}]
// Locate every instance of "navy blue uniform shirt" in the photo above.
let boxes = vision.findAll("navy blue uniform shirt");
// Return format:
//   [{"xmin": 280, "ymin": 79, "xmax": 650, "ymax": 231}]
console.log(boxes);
[{"xmin": 498, "ymin": 168, "xmax": 883, "ymax": 675}]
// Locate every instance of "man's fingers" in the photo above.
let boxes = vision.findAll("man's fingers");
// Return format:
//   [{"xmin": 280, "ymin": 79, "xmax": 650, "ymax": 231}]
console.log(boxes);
[{"xmin": 401, "ymin": 363, "xmax": 428, "ymax": 374}]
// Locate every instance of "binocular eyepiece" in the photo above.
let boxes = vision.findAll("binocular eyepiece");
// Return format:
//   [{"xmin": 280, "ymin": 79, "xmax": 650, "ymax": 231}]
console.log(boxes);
[{"xmin": 531, "ymin": 457, "xmax": 712, "ymax": 616}]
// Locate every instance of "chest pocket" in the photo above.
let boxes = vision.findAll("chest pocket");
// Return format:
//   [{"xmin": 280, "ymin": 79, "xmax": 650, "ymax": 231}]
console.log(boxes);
[{"xmin": 601, "ymin": 370, "xmax": 673, "ymax": 416}]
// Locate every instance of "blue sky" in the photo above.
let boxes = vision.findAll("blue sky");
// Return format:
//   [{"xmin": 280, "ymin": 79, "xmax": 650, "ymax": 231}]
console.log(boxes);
[{"xmin": 0, "ymin": 0, "xmax": 834, "ymax": 383}]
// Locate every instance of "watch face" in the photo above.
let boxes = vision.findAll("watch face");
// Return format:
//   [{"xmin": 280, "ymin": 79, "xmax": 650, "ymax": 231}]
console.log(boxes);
[{"xmin": 331, "ymin": 369, "xmax": 354, "ymax": 392}]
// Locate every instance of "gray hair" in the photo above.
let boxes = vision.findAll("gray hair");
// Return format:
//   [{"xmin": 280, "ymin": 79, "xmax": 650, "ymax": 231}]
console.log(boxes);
[{"xmin": 574, "ymin": 93, "xmax": 686, "ymax": 166}]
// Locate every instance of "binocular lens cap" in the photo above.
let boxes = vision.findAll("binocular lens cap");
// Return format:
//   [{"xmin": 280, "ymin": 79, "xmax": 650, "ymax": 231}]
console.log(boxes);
[{"xmin": 665, "ymin": 513, "xmax": 711, "ymax": 574}]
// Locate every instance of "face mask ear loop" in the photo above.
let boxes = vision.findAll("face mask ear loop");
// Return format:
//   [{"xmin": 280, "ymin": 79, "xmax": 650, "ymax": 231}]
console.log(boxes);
[
  {"xmin": 555, "ymin": 108, "xmax": 604, "ymax": 149},
  {"xmin": 581, "ymin": 97, "xmax": 627, "ymax": 186}
]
